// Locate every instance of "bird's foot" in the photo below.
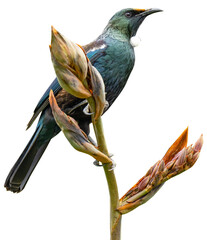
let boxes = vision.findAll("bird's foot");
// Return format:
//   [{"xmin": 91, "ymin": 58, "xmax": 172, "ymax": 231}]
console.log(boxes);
[
  {"xmin": 68, "ymin": 99, "xmax": 88, "ymax": 114},
  {"xmin": 93, "ymin": 160, "xmax": 104, "ymax": 167},
  {"xmin": 93, "ymin": 158, "xmax": 116, "ymax": 171},
  {"xmin": 108, "ymin": 158, "xmax": 116, "ymax": 171},
  {"xmin": 83, "ymin": 104, "xmax": 94, "ymax": 116}
]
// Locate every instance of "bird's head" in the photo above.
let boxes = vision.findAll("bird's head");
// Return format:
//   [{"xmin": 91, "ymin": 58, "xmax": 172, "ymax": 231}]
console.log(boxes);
[{"xmin": 105, "ymin": 8, "xmax": 162, "ymax": 39}]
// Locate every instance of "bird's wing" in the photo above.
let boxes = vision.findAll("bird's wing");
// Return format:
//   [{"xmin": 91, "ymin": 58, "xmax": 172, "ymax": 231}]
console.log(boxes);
[
  {"xmin": 84, "ymin": 39, "xmax": 107, "ymax": 62},
  {"xmin": 26, "ymin": 79, "xmax": 61, "ymax": 129},
  {"xmin": 27, "ymin": 39, "xmax": 107, "ymax": 129}
]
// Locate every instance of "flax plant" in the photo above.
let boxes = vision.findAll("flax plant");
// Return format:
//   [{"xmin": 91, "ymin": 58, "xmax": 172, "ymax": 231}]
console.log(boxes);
[{"xmin": 49, "ymin": 27, "xmax": 203, "ymax": 240}]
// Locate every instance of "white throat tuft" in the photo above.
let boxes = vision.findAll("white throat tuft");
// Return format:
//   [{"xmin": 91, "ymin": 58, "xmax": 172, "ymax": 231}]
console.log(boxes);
[{"xmin": 130, "ymin": 36, "xmax": 141, "ymax": 47}]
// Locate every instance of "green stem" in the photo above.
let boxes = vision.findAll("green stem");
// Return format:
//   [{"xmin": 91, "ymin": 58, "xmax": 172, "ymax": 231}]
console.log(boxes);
[
  {"xmin": 93, "ymin": 118, "xmax": 122, "ymax": 240},
  {"xmin": 88, "ymin": 97, "xmax": 121, "ymax": 240}
]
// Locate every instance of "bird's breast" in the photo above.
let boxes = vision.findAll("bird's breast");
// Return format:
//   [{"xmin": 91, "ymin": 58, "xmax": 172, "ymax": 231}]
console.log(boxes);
[{"xmin": 93, "ymin": 39, "xmax": 135, "ymax": 105}]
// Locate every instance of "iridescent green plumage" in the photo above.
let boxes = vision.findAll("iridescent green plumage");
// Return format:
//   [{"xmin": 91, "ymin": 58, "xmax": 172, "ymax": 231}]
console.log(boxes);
[{"xmin": 5, "ymin": 8, "xmax": 162, "ymax": 192}]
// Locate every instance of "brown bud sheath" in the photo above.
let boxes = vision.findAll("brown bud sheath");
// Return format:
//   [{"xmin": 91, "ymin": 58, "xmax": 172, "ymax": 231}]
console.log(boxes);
[
  {"xmin": 49, "ymin": 90, "xmax": 111, "ymax": 164},
  {"xmin": 118, "ymin": 128, "xmax": 203, "ymax": 214},
  {"xmin": 162, "ymin": 127, "xmax": 188, "ymax": 164},
  {"xmin": 51, "ymin": 26, "xmax": 88, "ymax": 81},
  {"xmin": 50, "ymin": 27, "xmax": 91, "ymax": 99},
  {"xmin": 87, "ymin": 62, "xmax": 106, "ymax": 121}
]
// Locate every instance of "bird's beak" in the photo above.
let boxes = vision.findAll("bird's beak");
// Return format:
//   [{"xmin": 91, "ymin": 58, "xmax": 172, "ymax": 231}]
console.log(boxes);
[
  {"xmin": 130, "ymin": 8, "xmax": 162, "ymax": 37},
  {"xmin": 136, "ymin": 8, "xmax": 163, "ymax": 18}
]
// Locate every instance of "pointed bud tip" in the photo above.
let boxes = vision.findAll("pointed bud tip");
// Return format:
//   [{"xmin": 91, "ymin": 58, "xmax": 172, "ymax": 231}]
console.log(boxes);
[
  {"xmin": 49, "ymin": 89, "xmax": 55, "ymax": 107},
  {"xmin": 194, "ymin": 134, "xmax": 203, "ymax": 153},
  {"xmin": 182, "ymin": 127, "xmax": 189, "ymax": 143},
  {"xmin": 49, "ymin": 89, "xmax": 54, "ymax": 97},
  {"xmin": 174, "ymin": 147, "xmax": 187, "ymax": 167},
  {"xmin": 51, "ymin": 25, "xmax": 58, "ymax": 34},
  {"xmin": 163, "ymin": 127, "xmax": 188, "ymax": 164}
]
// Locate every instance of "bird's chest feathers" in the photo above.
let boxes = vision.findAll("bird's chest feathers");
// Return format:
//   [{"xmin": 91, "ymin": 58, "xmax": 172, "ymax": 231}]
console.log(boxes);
[
  {"xmin": 95, "ymin": 41, "xmax": 135, "ymax": 93},
  {"xmin": 95, "ymin": 41, "xmax": 135, "ymax": 82}
]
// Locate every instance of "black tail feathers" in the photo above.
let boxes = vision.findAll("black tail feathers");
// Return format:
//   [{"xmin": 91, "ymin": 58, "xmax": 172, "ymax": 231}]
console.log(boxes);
[{"xmin": 4, "ymin": 125, "xmax": 50, "ymax": 193}]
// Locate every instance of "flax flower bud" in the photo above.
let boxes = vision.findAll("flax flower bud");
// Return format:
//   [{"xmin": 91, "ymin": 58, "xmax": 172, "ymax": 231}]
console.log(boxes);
[
  {"xmin": 50, "ymin": 26, "xmax": 91, "ymax": 99},
  {"xmin": 49, "ymin": 90, "xmax": 111, "ymax": 164},
  {"xmin": 87, "ymin": 61, "xmax": 106, "ymax": 121},
  {"xmin": 118, "ymin": 128, "xmax": 203, "ymax": 214}
]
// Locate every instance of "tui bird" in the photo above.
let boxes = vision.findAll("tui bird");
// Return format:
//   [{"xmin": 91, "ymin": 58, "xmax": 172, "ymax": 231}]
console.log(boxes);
[{"xmin": 5, "ymin": 8, "xmax": 162, "ymax": 193}]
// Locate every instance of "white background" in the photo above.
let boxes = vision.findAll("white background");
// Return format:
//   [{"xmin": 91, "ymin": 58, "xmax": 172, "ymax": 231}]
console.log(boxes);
[{"xmin": 0, "ymin": 0, "xmax": 206, "ymax": 239}]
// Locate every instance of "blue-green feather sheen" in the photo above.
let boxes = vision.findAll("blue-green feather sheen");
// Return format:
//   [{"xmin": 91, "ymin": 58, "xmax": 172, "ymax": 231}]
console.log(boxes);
[{"xmin": 94, "ymin": 36, "xmax": 135, "ymax": 105}]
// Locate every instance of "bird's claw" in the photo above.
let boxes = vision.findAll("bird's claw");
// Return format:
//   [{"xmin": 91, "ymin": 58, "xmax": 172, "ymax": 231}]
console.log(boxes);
[
  {"xmin": 93, "ymin": 158, "xmax": 116, "ymax": 171},
  {"xmin": 108, "ymin": 159, "xmax": 116, "ymax": 171},
  {"xmin": 83, "ymin": 104, "xmax": 94, "ymax": 116},
  {"xmin": 93, "ymin": 160, "xmax": 104, "ymax": 167}
]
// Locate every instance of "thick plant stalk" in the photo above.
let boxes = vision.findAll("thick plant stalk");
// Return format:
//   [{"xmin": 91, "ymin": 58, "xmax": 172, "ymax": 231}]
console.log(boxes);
[
  {"xmin": 96, "ymin": 119, "xmax": 121, "ymax": 240},
  {"xmin": 89, "ymin": 97, "xmax": 121, "ymax": 240}
]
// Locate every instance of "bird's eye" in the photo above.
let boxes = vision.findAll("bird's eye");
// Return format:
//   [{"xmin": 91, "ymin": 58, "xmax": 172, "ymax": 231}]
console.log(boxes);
[{"xmin": 125, "ymin": 12, "xmax": 133, "ymax": 18}]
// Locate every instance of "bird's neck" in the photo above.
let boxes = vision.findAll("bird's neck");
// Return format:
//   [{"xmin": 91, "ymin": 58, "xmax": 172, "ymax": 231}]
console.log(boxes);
[{"xmin": 102, "ymin": 26, "xmax": 130, "ymax": 42}]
